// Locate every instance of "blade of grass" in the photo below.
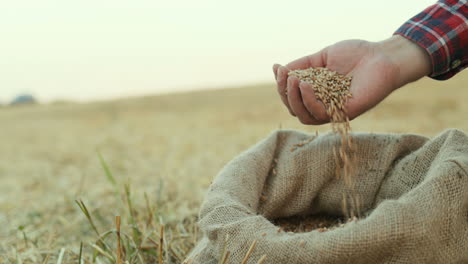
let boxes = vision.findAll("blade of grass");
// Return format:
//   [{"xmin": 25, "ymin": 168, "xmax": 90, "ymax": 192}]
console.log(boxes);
[
  {"xmin": 75, "ymin": 199, "xmax": 114, "ymax": 259},
  {"xmin": 90, "ymin": 244, "xmax": 115, "ymax": 262},
  {"xmin": 124, "ymin": 183, "xmax": 141, "ymax": 245},
  {"xmin": 97, "ymin": 152, "xmax": 117, "ymax": 186},
  {"xmin": 144, "ymin": 192, "xmax": 155, "ymax": 228},
  {"xmin": 56, "ymin": 248, "xmax": 65, "ymax": 264},
  {"xmin": 75, "ymin": 200, "xmax": 100, "ymax": 237},
  {"xmin": 78, "ymin": 242, "xmax": 83, "ymax": 264},
  {"xmin": 168, "ymin": 234, "xmax": 191, "ymax": 260},
  {"xmin": 18, "ymin": 225, "xmax": 28, "ymax": 247},
  {"xmin": 116, "ymin": 216, "xmax": 122, "ymax": 264}
]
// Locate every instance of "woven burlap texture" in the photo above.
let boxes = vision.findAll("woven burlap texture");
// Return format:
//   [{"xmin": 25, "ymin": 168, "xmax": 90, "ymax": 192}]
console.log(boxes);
[{"xmin": 187, "ymin": 129, "xmax": 468, "ymax": 264}]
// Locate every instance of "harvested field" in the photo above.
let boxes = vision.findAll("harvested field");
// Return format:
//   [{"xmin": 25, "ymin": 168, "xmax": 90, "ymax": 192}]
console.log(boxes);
[{"xmin": 0, "ymin": 72, "xmax": 467, "ymax": 263}]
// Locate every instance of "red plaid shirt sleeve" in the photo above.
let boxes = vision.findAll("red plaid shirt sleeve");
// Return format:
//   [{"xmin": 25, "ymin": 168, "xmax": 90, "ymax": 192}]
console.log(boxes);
[{"xmin": 394, "ymin": 0, "xmax": 467, "ymax": 80}]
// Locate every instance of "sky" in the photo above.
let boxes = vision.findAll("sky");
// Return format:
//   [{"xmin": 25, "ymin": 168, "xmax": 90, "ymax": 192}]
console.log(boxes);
[{"xmin": 0, "ymin": 0, "xmax": 436, "ymax": 103}]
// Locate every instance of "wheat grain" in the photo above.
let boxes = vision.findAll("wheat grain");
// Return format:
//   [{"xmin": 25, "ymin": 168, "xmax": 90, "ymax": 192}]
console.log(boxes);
[
  {"xmin": 289, "ymin": 67, "xmax": 360, "ymax": 218},
  {"xmin": 299, "ymin": 240, "xmax": 306, "ymax": 247}
]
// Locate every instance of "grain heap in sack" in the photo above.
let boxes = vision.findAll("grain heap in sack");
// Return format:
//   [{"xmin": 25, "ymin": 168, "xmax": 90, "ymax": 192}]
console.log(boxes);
[{"xmin": 186, "ymin": 67, "xmax": 468, "ymax": 263}]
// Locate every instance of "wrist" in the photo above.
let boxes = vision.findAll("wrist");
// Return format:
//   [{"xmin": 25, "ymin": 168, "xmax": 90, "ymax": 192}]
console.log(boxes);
[{"xmin": 377, "ymin": 35, "xmax": 432, "ymax": 88}]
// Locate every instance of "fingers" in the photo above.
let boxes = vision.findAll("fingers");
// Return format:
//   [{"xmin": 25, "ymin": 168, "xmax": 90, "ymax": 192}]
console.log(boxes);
[
  {"xmin": 277, "ymin": 65, "xmax": 289, "ymax": 97},
  {"xmin": 275, "ymin": 65, "xmax": 295, "ymax": 116},
  {"xmin": 272, "ymin": 64, "xmax": 280, "ymax": 80},
  {"xmin": 273, "ymin": 49, "xmax": 328, "ymax": 123},
  {"xmin": 299, "ymin": 82, "xmax": 330, "ymax": 123},
  {"xmin": 287, "ymin": 76, "xmax": 324, "ymax": 125}
]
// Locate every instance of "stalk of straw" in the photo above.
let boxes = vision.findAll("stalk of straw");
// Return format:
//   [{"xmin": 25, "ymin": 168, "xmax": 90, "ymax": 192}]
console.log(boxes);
[
  {"xmin": 159, "ymin": 224, "xmax": 165, "ymax": 264},
  {"xmin": 241, "ymin": 240, "xmax": 257, "ymax": 264},
  {"xmin": 256, "ymin": 255, "xmax": 267, "ymax": 264}
]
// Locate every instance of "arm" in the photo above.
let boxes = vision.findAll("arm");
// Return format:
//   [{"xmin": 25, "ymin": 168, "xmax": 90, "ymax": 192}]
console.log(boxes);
[
  {"xmin": 273, "ymin": 0, "xmax": 466, "ymax": 125},
  {"xmin": 273, "ymin": 36, "xmax": 432, "ymax": 125},
  {"xmin": 394, "ymin": 0, "xmax": 468, "ymax": 80}
]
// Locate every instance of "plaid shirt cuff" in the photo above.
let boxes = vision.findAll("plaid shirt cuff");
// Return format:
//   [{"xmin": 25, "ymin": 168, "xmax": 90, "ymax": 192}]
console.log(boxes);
[{"xmin": 394, "ymin": 0, "xmax": 467, "ymax": 80}]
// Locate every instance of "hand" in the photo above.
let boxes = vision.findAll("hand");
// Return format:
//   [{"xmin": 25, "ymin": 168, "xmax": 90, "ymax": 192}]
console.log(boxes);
[{"xmin": 273, "ymin": 35, "xmax": 432, "ymax": 125}]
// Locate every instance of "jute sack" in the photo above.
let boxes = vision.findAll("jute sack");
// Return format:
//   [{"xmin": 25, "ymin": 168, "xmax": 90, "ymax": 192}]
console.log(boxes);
[{"xmin": 187, "ymin": 129, "xmax": 468, "ymax": 264}]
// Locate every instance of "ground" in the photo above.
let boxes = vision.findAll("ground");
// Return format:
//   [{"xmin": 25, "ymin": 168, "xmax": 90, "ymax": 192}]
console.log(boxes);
[{"xmin": 1, "ymin": 72, "xmax": 467, "ymax": 263}]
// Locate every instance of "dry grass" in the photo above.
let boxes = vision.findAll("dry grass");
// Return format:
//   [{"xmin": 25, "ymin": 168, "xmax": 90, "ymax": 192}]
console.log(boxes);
[{"xmin": 0, "ymin": 72, "xmax": 467, "ymax": 263}]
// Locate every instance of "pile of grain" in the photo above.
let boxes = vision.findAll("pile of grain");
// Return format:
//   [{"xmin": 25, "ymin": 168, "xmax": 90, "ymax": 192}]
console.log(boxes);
[
  {"xmin": 288, "ymin": 67, "xmax": 360, "ymax": 219},
  {"xmin": 274, "ymin": 215, "xmax": 357, "ymax": 233}
]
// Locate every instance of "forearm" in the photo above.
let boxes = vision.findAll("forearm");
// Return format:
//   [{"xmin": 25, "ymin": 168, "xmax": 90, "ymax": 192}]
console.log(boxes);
[{"xmin": 377, "ymin": 35, "xmax": 432, "ymax": 88}]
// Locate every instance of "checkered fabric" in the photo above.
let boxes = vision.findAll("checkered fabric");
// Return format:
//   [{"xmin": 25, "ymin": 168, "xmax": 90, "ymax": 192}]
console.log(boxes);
[{"xmin": 395, "ymin": 0, "xmax": 467, "ymax": 80}]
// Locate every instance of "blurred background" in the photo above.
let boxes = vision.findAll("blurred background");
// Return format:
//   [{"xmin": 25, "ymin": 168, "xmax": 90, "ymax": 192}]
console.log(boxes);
[
  {"xmin": 1, "ymin": 1, "xmax": 467, "ymax": 263},
  {"xmin": 1, "ymin": 0, "xmax": 437, "ymax": 103}
]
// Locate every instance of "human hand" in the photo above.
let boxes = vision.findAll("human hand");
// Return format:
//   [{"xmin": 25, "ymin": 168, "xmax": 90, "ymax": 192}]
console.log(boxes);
[{"xmin": 273, "ymin": 35, "xmax": 431, "ymax": 125}]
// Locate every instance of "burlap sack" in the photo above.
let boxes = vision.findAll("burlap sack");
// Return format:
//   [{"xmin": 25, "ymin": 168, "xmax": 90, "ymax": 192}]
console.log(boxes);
[{"xmin": 187, "ymin": 129, "xmax": 468, "ymax": 264}]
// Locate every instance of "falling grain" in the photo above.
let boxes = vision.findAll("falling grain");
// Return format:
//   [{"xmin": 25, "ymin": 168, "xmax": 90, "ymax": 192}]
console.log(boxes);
[{"xmin": 289, "ymin": 67, "xmax": 360, "ymax": 218}]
